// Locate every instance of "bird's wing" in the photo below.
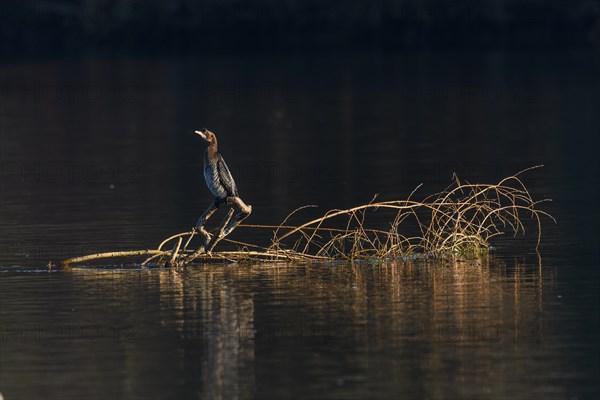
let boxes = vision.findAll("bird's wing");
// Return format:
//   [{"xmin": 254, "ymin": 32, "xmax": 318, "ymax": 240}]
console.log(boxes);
[{"xmin": 216, "ymin": 154, "xmax": 238, "ymax": 197}]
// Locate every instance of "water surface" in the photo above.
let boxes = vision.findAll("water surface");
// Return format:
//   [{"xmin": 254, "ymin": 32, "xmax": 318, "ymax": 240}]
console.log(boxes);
[{"xmin": 1, "ymin": 50, "xmax": 598, "ymax": 399}]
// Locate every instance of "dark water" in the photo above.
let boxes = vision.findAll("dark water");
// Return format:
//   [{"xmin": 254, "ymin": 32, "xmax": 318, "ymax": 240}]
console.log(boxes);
[{"xmin": 0, "ymin": 50, "xmax": 598, "ymax": 399}]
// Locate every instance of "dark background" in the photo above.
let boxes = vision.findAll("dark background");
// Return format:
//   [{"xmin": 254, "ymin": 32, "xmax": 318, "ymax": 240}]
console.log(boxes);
[
  {"xmin": 2, "ymin": 0, "xmax": 598, "ymax": 259},
  {"xmin": 1, "ymin": 2, "xmax": 599, "ymax": 400},
  {"xmin": 1, "ymin": 0, "xmax": 599, "ymax": 55}
]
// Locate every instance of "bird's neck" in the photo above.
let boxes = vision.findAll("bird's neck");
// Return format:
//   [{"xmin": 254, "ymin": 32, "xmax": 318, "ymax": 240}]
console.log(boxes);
[{"xmin": 206, "ymin": 140, "xmax": 218, "ymax": 156}]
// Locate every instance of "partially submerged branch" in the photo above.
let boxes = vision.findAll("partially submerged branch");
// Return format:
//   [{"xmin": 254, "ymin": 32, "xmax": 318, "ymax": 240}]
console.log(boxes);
[
  {"xmin": 63, "ymin": 250, "xmax": 167, "ymax": 265},
  {"xmin": 61, "ymin": 167, "xmax": 554, "ymax": 267}
]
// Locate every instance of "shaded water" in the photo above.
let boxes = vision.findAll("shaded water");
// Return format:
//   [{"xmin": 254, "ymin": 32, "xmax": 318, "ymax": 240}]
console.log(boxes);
[{"xmin": 1, "ymin": 50, "xmax": 599, "ymax": 399}]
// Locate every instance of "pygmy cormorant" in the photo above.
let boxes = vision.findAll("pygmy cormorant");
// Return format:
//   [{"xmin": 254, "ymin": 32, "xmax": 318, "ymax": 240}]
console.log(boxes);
[{"xmin": 193, "ymin": 128, "xmax": 252, "ymax": 243}]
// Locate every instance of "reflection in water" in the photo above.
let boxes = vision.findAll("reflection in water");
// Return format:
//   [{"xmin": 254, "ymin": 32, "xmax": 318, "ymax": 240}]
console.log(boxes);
[
  {"xmin": 0, "ymin": 256, "xmax": 572, "ymax": 399},
  {"xmin": 156, "ymin": 269, "xmax": 255, "ymax": 400}
]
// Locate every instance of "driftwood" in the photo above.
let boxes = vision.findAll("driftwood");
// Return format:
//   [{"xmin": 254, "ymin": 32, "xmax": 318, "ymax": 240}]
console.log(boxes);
[
  {"xmin": 60, "ymin": 166, "xmax": 555, "ymax": 267},
  {"xmin": 62, "ymin": 250, "xmax": 167, "ymax": 265}
]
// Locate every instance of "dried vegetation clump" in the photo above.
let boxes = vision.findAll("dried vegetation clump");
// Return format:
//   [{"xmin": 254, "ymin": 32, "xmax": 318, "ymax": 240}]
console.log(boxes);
[{"xmin": 61, "ymin": 167, "xmax": 554, "ymax": 267}]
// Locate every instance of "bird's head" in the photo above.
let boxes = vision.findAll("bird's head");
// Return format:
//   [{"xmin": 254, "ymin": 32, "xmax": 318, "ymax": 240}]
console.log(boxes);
[{"xmin": 195, "ymin": 128, "xmax": 217, "ymax": 145}]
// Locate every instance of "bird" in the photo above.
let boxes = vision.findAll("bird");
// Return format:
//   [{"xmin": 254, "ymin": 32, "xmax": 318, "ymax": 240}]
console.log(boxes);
[
  {"xmin": 195, "ymin": 128, "xmax": 238, "ymax": 205},
  {"xmin": 191, "ymin": 128, "xmax": 252, "ymax": 245}
]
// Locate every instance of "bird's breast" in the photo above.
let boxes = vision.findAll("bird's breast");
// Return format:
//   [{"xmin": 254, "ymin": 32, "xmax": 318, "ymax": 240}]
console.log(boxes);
[{"xmin": 204, "ymin": 160, "xmax": 227, "ymax": 199}]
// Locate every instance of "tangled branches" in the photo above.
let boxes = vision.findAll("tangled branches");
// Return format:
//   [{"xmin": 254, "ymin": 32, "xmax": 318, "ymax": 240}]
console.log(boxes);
[{"xmin": 61, "ymin": 167, "xmax": 554, "ymax": 267}]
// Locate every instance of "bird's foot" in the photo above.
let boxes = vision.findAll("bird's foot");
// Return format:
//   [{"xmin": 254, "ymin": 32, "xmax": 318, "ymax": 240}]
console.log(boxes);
[{"xmin": 192, "ymin": 222, "xmax": 204, "ymax": 233}]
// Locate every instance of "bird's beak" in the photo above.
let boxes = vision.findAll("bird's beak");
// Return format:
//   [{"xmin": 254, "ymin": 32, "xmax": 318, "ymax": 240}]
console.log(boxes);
[{"xmin": 195, "ymin": 129, "xmax": 207, "ymax": 140}]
